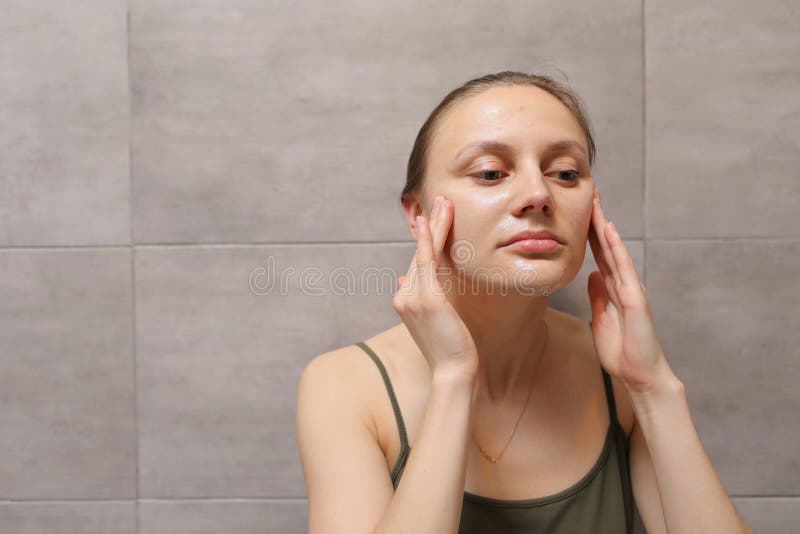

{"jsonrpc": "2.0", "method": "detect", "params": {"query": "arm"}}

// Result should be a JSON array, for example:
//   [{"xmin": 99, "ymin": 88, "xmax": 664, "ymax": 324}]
[
  {"xmin": 296, "ymin": 351, "xmax": 477, "ymax": 534},
  {"xmin": 586, "ymin": 187, "xmax": 751, "ymax": 533},
  {"xmin": 628, "ymin": 365, "xmax": 752, "ymax": 534},
  {"xmin": 374, "ymin": 366, "xmax": 477, "ymax": 534}
]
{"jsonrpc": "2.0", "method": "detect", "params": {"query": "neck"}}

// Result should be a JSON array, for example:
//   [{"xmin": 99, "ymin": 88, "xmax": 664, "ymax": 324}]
[
  {"xmin": 454, "ymin": 288, "xmax": 549, "ymax": 405},
  {"xmin": 402, "ymin": 278, "xmax": 551, "ymax": 406}
]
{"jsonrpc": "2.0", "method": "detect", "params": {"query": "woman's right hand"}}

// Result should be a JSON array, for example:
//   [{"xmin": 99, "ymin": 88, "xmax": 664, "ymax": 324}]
[{"xmin": 392, "ymin": 195, "xmax": 479, "ymax": 378}]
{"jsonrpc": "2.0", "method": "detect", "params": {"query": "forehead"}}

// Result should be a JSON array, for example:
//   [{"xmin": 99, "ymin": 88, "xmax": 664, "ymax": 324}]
[{"xmin": 430, "ymin": 84, "xmax": 586, "ymax": 160}]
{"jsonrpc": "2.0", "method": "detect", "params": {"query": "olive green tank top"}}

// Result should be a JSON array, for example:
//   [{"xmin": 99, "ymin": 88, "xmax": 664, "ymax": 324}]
[{"xmin": 355, "ymin": 340, "xmax": 634, "ymax": 534}]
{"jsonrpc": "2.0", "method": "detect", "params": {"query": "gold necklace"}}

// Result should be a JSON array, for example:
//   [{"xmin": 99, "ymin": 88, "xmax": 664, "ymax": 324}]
[{"xmin": 472, "ymin": 321, "xmax": 549, "ymax": 464}]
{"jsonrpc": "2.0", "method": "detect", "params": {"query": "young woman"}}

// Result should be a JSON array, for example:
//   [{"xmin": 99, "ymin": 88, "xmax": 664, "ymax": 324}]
[{"xmin": 296, "ymin": 71, "xmax": 751, "ymax": 534}]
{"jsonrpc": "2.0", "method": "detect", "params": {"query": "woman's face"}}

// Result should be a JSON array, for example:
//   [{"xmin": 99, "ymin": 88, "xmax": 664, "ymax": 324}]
[{"xmin": 408, "ymin": 84, "xmax": 595, "ymax": 295}]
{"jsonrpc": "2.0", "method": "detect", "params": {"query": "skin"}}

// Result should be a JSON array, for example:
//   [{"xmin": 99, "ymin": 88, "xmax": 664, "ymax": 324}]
[
  {"xmin": 299, "ymin": 83, "xmax": 751, "ymax": 532},
  {"xmin": 400, "ymin": 84, "xmax": 596, "ymax": 406}
]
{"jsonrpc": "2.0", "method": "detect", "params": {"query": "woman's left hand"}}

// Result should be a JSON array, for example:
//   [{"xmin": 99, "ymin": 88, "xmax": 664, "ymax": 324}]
[{"xmin": 587, "ymin": 186, "xmax": 675, "ymax": 394}]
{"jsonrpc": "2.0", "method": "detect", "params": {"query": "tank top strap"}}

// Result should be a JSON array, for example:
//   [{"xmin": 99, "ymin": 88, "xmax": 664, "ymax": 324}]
[
  {"xmin": 601, "ymin": 340, "xmax": 633, "ymax": 534},
  {"xmin": 603, "ymin": 364, "xmax": 634, "ymax": 531},
  {"xmin": 589, "ymin": 318, "xmax": 619, "ymax": 428},
  {"xmin": 593, "ymin": 317, "xmax": 635, "ymax": 532},
  {"xmin": 601, "ymin": 367, "xmax": 620, "ymax": 427},
  {"xmin": 355, "ymin": 341, "xmax": 411, "ymax": 486}
]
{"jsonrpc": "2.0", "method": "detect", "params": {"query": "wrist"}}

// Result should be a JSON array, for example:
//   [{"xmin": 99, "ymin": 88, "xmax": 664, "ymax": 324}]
[
  {"xmin": 629, "ymin": 369, "xmax": 685, "ymax": 423},
  {"xmin": 432, "ymin": 363, "xmax": 478, "ymax": 388}
]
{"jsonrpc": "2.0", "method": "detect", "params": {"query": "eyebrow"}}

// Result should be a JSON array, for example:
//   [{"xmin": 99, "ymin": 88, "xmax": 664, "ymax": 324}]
[{"xmin": 452, "ymin": 139, "xmax": 588, "ymax": 163}]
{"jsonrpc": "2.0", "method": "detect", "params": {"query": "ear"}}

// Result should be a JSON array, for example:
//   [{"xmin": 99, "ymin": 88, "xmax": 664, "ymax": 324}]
[{"xmin": 401, "ymin": 194, "xmax": 425, "ymax": 241}]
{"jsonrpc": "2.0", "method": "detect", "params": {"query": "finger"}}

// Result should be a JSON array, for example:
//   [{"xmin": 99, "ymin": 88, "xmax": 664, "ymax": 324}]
[
  {"xmin": 429, "ymin": 195, "xmax": 444, "ymax": 265},
  {"xmin": 604, "ymin": 220, "xmax": 642, "ymax": 293},
  {"xmin": 589, "ymin": 216, "xmax": 619, "ymax": 305},
  {"xmin": 405, "ymin": 247, "xmax": 417, "ymax": 275},
  {"xmin": 415, "ymin": 215, "xmax": 436, "ymax": 293},
  {"xmin": 588, "ymin": 213, "xmax": 616, "ymax": 304},
  {"xmin": 588, "ymin": 221, "xmax": 612, "ymax": 279},
  {"xmin": 592, "ymin": 190, "xmax": 622, "ymax": 289},
  {"xmin": 604, "ymin": 272, "xmax": 622, "ymax": 310},
  {"xmin": 434, "ymin": 196, "xmax": 453, "ymax": 267},
  {"xmin": 402, "ymin": 225, "xmax": 422, "ymax": 294},
  {"xmin": 588, "ymin": 189, "xmax": 612, "ymax": 279},
  {"xmin": 428, "ymin": 196, "xmax": 443, "ymax": 265},
  {"xmin": 405, "ymin": 211, "xmax": 423, "ymax": 280}
]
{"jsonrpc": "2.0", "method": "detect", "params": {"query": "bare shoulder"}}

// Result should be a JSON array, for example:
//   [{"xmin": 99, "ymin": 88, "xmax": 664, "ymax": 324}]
[
  {"xmin": 551, "ymin": 309, "xmax": 636, "ymax": 440},
  {"xmin": 297, "ymin": 325, "xmax": 407, "ymax": 441},
  {"xmin": 298, "ymin": 342, "xmax": 382, "ymax": 439},
  {"xmin": 296, "ymin": 334, "xmax": 404, "ymax": 532}
]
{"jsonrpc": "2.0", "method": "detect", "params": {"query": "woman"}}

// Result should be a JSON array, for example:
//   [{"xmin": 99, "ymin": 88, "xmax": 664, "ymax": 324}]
[{"xmin": 296, "ymin": 71, "xmax": 751, "ymax": 534}]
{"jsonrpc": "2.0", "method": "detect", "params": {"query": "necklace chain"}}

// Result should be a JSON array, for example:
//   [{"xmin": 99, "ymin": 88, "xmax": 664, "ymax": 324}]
[{"xmin": 472, "ymin": 320, "xmax": 549, "ymax": 464}]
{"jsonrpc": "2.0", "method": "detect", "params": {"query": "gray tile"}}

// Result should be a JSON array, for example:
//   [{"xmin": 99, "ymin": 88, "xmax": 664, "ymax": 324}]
[
  {"xmin": 130, "ymin": 0, "xmax": 642, "ymax": 243},
  {"xmin": 0, "ymin": 502, "xmax": 135, "ymax": 534},
  {"xmin": 136, "ymin": 244, "xmax": 412, "ymax": 497},
  {"xmin": 139, "ymin": 499, "xmax": 307, "ymax": 534},
  {"xmin": 0, "ymin": 249, "xmax": 136, "ymax": 498},
  {"xmin": 733, "ymin": 497, "xmax": 800, "ymax": 533},
  {"xmin": 646, "ymin": 1, "xmax": 800, "ymax": 238},
  {"xmin": 646, "ymin": 240, "xmax": 800, "ymax": 494},
  {"xmin": 550, "ymin": 239, "xmax": 644, "ymax": 319},
  {"xmin": 0, "ymin": 1, "xmax": 130, "ymax": 246}
]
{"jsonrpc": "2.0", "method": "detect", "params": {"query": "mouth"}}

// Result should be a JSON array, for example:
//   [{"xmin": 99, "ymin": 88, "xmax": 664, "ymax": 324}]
[
  {"xmin": 499, "ymin": 230, "xmax": 564, "ymax": 253},
  {"xmin": 502, "ymin": 238, "xmax": 562, "ymax": 253}
]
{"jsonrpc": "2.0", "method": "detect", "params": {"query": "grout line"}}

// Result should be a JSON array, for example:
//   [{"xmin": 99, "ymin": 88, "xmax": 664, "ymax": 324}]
[
  {"xmin": 138, "ymin": 497, "xmax": 309, "ymax": 503},
  {"xmin": 642, "ymin": 0, "xmax": 648, "ymax": 287},
  {"xmin": 124, "ymin": 2, "xmax": 140, "ymax": 534},
  {"xmin": 0, "ymin": 498, "xmax": 310, "ymax": 504},
  {"xmin": 0, "ymin": 244, "xmax": 132, "ymax": 250},
  {"xmin": 133, "ymin": 240, "xmax": 416, "ymax": 247},
  {"xmin": 1, "ymin": 236, "xmax": 800, "ymax": 252}
]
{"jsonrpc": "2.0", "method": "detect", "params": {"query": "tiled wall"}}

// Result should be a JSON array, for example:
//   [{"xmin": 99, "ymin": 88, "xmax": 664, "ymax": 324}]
[{"xmin": 1, "ymin": 1, "xmax": 797, "ymax": 532}]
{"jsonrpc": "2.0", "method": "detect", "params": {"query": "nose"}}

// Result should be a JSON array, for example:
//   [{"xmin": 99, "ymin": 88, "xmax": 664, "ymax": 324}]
[{"xmin": 510, "ymin": 168, "xmax": 553, "ymax": 217}]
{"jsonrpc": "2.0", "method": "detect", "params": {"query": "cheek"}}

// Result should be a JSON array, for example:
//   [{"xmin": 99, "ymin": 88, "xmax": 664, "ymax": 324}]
[
  {"xmin": 567, "ymin": 204, "xmax": 594, "ymax": 264},
  {"xmin": 570, "ymin": 201, "xmax": 595, "ymax": 233},
  {"xmin": 582, "ymin": 207, "xmax": 594, "ymax": 231},
  {"xmin": 450, "ymin": 197, "xmax": 494, "ymax": 244},
  {"xmin": 444, "ymin": 199, "xmax": 493, "ymax": 268}
]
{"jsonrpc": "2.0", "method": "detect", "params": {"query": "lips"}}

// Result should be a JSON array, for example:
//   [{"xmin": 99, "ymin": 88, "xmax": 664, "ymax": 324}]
[{"xmin": 500, "ymin": 229, "xmax": 564, "ymax": 248}]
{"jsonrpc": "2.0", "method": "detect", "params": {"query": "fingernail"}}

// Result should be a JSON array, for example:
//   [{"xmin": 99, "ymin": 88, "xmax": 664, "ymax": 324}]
[{"xmin": 608, "ymin": 221, "xmax": 616, "ymax": 234}]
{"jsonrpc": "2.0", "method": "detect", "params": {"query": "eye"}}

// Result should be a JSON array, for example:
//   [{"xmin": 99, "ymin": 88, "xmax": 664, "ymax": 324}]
[
  {"xmin": 471, "ymin": 170, "xmax": 506, "ymax": 182},
  {"xmin": 471, "ymin": 168, "xmax": 581, "ymax": 183},
  {"xmin": 553, "ymin": 169, "xmax": 581, "ymax": 182}
]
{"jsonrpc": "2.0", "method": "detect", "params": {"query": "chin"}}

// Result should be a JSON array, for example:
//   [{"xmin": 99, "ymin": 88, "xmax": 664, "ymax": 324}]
[
  {"xmin": 506, "ymin": 267, "xmax": 562, "ymax": 296},
  {"xmin": 464, "ymin": 259, "xmax": 563, "ymax": 297}
]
